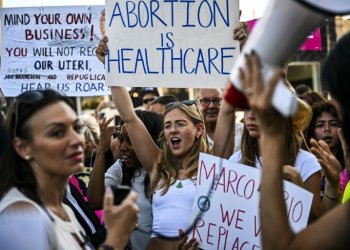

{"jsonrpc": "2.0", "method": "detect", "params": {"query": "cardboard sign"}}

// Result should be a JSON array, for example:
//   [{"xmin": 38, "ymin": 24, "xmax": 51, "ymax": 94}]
[
  {"xmin": 190, "ymin": 153, "xmax": 313, "ymax": 249},
  {"xmin": 0, "ymin": 6, "xmax": 108, "ymax": 97},
  {"xmin": 105, "ymin": 0, "xmax": 240, "ymax": 88}
]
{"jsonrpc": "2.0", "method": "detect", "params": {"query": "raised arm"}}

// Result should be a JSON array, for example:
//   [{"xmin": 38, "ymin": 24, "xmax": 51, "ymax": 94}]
[
  {"xmin": 240, "ymin": 51, "xmax": 350, "ymax": 249},
  {"xmin": 88, "ymin": 117, "xmax": 115, "ymax": 209},
  {"xmin": 96, "ymin": 37, "xmax": 161, "ymax": 173},
  {"xmin": 109, "ymin": 87, "xmax": 161, "ymax": 172},
  {"xmin": 212, "ymin": 81, "xmax": 236, "ymax": 158},
  {"xmin": 212, "ymin": 22, "xmax": 248, "ymax": 158}
]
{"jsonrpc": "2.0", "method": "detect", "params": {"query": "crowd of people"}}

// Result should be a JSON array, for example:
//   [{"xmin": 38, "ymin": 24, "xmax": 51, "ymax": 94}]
[{"xmin": 0, "ymin": 9, "xmax": 350, "ymax": 250}]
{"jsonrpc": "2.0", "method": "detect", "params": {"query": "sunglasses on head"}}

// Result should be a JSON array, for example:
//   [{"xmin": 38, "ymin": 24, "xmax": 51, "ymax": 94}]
[
  {"xmin": 143, "ymin": 97, "xmax": 156, "ymax": 104},
  {"xmin": 13, "ymin": 89, "xmax": 62, "ymax": 138},
  {"xmin": 165, "ymin": 100, "xmax": 202, "ymax": 119}
]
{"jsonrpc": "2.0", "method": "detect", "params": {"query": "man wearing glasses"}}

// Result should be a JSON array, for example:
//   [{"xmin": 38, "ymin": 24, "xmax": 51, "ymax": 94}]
[{"xmin": 195, "ymin": 88, "xmax": 243, "ymax": 153}]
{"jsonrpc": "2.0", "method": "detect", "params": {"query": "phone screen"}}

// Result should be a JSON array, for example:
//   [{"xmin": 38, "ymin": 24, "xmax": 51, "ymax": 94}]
[{"xmin": 110, "ymin": 185, "xmax": 130, "ymax": 205}]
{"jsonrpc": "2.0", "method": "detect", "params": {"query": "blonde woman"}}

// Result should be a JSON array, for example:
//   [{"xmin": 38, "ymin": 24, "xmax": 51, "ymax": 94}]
[{"xmin": 96, "ymin": 37, "xmax": 235, "ymax": 249}]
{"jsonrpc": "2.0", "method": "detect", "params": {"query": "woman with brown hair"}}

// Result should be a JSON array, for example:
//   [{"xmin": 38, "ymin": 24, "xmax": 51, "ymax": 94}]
[
  {"xmin": 229, "ymin": 99, "xmax": 322, "ymax": 221},
  {"xmin": 96, "ymin": 36, "xmax": 236, "ymax": 249}
]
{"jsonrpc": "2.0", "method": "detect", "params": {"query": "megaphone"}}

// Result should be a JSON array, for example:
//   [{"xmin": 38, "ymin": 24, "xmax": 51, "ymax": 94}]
[{"xmin": 226, "ymin": 0, "xmax": 350, "ymax": 117}]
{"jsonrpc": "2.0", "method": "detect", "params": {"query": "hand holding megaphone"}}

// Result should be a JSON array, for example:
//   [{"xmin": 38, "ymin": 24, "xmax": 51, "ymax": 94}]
[{"xmin": 226, "ymin": 0, "xmax": 350, "ymax": 117}]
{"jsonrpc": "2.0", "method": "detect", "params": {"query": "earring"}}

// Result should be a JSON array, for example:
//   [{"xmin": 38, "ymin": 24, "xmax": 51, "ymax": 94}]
[{"xmin": 24, "ymin": 155, "xmax": 31, "ymax": 160}]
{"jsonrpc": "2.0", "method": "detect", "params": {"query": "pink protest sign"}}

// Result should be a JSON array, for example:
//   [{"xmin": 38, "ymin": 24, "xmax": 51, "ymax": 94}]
[{"xmin": 247, "ymin": 19, "xmax": 322, "ymax": 51}]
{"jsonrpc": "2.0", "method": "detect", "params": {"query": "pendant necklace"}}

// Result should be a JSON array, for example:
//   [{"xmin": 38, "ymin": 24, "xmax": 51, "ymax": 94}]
[
  {"xmin": 177, "ymin": 168, "xmax": 186, "ymax": 188},
  {"xmin": 176, "ymin": 181, "xmax": 183, "ymax": 189}
]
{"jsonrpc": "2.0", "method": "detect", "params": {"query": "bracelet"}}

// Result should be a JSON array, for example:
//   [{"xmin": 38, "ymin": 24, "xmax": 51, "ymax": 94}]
[
  {"xmin": 323, "ymin": 192, "xmax": 340, "ymax": 200},
  {"xmin": 98, "ymin": 244, "xmax": 114, "ymax": 250}
]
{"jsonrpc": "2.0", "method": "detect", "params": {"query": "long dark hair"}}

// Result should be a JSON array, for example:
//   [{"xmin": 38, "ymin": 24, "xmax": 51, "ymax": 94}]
[
  {"xmin": 322, "ymin": 32, "xmax": 350, "ymax": 155},
  {"xmin": 306, "ymin": 101, "xmax": 344, "ymax": 167},
  {"xmin": 121, "ymin": 110, "xmax": 163, "ymax": 198},
  {"xmin": 0, "ymin": 89, "xmax": 75, "ymax": 204}
]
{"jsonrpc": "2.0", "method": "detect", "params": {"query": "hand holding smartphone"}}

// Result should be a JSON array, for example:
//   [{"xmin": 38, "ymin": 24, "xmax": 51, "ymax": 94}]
[{"xmin": 110, "ymin": 185, "xmax": 131, "ymax": 205}]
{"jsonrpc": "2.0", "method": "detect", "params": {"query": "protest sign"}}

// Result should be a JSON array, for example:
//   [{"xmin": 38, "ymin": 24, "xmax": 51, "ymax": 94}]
[
  {"xmin": 246, "ymin": 19, "xmax": 322, "ymax": 51},
  {"xmin": 105, "ymin": 0, "xmax": 240, "ymax": 88},
  {"xmin": 190, "ymin": 153, "xmax": 313, "ymax": 249},
  {"xmin": 0, "ymin": 6, "xmax": 107, "ymax": 97}
]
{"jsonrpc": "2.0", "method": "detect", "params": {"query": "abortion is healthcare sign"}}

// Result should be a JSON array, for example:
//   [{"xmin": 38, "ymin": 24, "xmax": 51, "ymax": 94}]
[
  {"xmin": 190, "ymin": 153, "xmax": 313, "ymax": 249},
  {"xmin": 105, "ymin": 0, "xmax": 240, "ymax": 88},
  {"xmin": 0, "ymin": 6, "xmax": 107, "ymax": 97}
]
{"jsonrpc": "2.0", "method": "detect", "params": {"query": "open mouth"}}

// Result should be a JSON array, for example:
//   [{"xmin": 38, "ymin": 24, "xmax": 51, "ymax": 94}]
[
  {"xmin": 121, "ymin": 154, "xmax": 131, "ymax": 163},
  {"xmin": 322, "ymin": 136, "xmax": 333, "ymax": 144},
  {"xmin": 170, "ymin": 137, "xmax": 181, "ymax": 147}
]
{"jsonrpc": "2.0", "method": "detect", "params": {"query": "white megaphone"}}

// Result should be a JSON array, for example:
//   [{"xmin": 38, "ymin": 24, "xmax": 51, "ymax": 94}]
[{"xmin": 226, "ymin": 0, "xmax": 350, "ymax": 117}]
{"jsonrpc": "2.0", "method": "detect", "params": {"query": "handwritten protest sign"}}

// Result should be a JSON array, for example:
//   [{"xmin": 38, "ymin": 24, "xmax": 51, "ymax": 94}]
[
  {"xmin": 190, "ymin": 153, "xmax": 313, "ymax": 249},
  {"xmin": 0, "ymin": 6, "xmax": 107, "ymax": 97},
  {"xmin": 105, "ymin": 0, "xmax": 240, "ymax": 88}
]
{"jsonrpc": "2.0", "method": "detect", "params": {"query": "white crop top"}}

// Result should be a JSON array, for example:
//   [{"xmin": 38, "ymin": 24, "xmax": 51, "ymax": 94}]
[{"xmin": 151, "ymin": 179, "xmax": 196, "ymax": 238}]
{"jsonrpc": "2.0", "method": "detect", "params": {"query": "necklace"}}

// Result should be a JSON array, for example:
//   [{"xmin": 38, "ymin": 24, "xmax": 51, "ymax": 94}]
[{"xmin": 176, "ymin": 180, "xmax": 183, "ymax": 189}]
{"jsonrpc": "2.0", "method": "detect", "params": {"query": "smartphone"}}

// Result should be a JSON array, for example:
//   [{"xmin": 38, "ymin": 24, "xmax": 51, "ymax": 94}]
[{"xmin": 110, "ymin": 185, "xmax": 131, "ymax": 205}]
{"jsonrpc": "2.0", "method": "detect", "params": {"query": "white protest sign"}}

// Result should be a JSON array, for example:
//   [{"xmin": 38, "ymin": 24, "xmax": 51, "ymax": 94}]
[
  {"xmin": 105, "ymin": 0, "xmax": 239, "ymax": 88},
  {"xmin": 190, "ymin": 153, "xmax": 313, "ymax": 249},
  {"xmin": 0, "ymin": 6, "xmax": 108, "ymax": 97}
]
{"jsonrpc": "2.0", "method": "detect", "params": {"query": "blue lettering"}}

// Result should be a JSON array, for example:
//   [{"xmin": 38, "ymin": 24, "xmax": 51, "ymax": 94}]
[
  {"xmin": 165, "ymin": 32, "xmax": 174, "ymax": 49},
  {"xmin": 120, "ymin": 48, "xmax": 134, "ymax": 73},
  {"xmin": 164, "ymin": 0, "xmax": 176, "ymax": 26},
  {"xmin": 107, "ymin": 50, "xmax": 121, "ymax": 73},
  {"xmin": 208, "ymin": 48, "xmax": 220, "ymax": 74},
  {"xmin": 213, "ymin": 0, "xmax": 230, "ymax": 27},
  {"xmin": 221, "ymin": 47, "xmax": 235, "ymax": 74},
  {"xmin": 183, "ymin": 48, "xmax": 195, "ymax": 74},
  {"xmin": 182, "ymin": 0, "xmax": 195, "ymax": 27},
  {"xmin": 109, "ymin": 2, "xmax": 125, "ymax": 27},
  {"xmin": 138, "ymin": 1, "xmax": 150, "ymax": 28},
  {"xmin": 144, "ymin": 49, "xmax": 159, "ymax": 74},
  {"xmin": 170, "ymin": 49, "xmax": 183, "ymax": 74},
  {"xmin": 198, "ymin": 0, "xmax": 213, "ymax": 28},
  {"xmin": 195, "ymin": 49, "xmax": 207, "ymax": 74},
  {"xmin": 126, "ymin": 1, "xmax": 137, "ymax": 27},
  {"xmin": 150, "ymin": 0, "xmax": 167, "ymax": 27},
  {"xmin": 156, "ymin": 47, "xmax": 168, "ymax": 74},
  {"xmin": 134, "ymin": 49, "xmax": 147, "ymax": 73}
]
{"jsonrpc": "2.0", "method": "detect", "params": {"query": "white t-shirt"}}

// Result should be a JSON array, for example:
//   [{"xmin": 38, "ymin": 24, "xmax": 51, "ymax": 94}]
[
  {"xmin": 229, "ymin": 149, "xmax": 321, "ymax": 182},
  {"xmin": 105, "ymin": 160, "xmax": 152, "ymax": 250}
]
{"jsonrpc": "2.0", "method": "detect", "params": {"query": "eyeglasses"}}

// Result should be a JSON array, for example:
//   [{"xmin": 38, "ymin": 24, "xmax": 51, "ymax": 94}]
[
  {"xmin": 142, "ymin": 97, "xmax": 156, "ymax": 104},
  {"xmin": 198, "ymin": 97, "xmax": 222, "ymax": 107}
]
